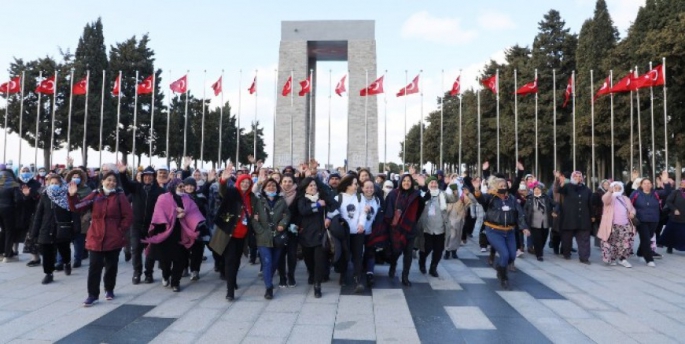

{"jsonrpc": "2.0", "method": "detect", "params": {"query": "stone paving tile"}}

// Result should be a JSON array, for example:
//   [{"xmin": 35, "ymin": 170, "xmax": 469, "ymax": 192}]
[
  {"xmin": 247, "ymin": 311, "xmax": 298, "ymax": 338},
  {"xmin": 196, "ymin": 320, "xmax": 253, "ymax": 343},
  {"xmin": 444, "ymin": 306, "xmax": 496, "ymax": 330},
  {"xmin": 287, "ymin": 324, "xmax": 335, "ymax": 344},
  {"xmin": 296, "ymin": 302, "xmax": 338, "ymax": 326},
  {"xmin": 567, "ymin": 318, "xmax": 640, "ymax": 343}
]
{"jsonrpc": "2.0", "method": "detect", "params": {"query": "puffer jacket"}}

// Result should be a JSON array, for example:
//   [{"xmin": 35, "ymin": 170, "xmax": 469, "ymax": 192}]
[
  {"xmin": 478, "ymin": 192, "xmax": 528, "ymax": 230},
  {"xmin": 251, "ymin": 194, "xmax": 290, "ymax": 248},
  {"xmin": 68, "ymin": 190, "xmax": 133, "ymax": 252}
]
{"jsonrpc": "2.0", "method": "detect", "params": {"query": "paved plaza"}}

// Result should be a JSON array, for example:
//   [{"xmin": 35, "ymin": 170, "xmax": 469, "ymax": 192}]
[{"xmin": 1, "ymin": 239, "xmax": 685, "ymax": 344}]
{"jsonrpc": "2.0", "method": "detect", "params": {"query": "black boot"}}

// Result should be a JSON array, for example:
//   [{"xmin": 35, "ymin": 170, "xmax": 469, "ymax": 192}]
[
  {"xmin": 388, "ymin": 263, "xmax": 396, "ymax": 278},
  {"xmin": 444, "ymin": 251, "xmax": 450, "ymax": 260},
  {"xmin": 64, "ymin": 263, "xmax": 72, "ymax": 276},
  {"xmin": 418, "ymin": 253, "xmax": 427, "ymax": 274},
  {"xmin": 401, "ymin": 271, "xmax": 412, "ymax": 287},
  {"xmin": 366, "ymin": 273, "xmax": 375, "ymax": 288},
  {"xmin": 354, "ymin": 276, "xmax": 364, "ymax": 294},
  {"xmin": 226, "ymin": 289, "xmax": 235, "ymax": 302},
  {"xmin": 132, "ymin": 272, "xmax": 141, "ymax": 285},
  {"xmin": 314, "ymin": 283, "xmax": 322, "ymax": 298},
  {"xmin": 339, "ymin": 272, "xmax": 346, "ymax": 286},
  {"xmin": 264, "ymin": 287, "xmax": 273, "ymax": 300},
  {"xmin": 496, "ymin": 266, "xmax": 509, "ymax": 290},
  {"xmin": 451, "ymin": 250, "xmax": 458, "ymax": 259},
  {"xmin": 429, "ymin": 264, "xmax": 439, "ymax": 278}
]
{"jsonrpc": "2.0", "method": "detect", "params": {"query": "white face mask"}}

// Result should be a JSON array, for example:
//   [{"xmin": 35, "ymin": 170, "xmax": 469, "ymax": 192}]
[
  {"xmin": 103, "ymin": 187, "xmax": 115, "ymax": 195},
  {"xmin": 196, "ymin": 179, "xmax": 205, "ymax": 187},
  {"xmin": 613, "ymin": 191, "xmax": 623, "ymax": 197},
  {"xmin": 430, "ymin": 189, "xmax": 440, "ymax": 197},
  {"xmin": 176, "ymin": 191, "xmax": 185, "ymax": 196}
]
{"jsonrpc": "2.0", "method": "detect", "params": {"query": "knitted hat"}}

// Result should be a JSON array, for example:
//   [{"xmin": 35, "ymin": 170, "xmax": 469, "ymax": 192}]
[
  {"xmin": 183, "ymin": 177, "xmax": 197, "ymax": 188},
  {"xmin": 426, "ymin": 176, "xmax": 438, "ymax": 185},
  {"xmin": 142, "ymin": 166, "xmax": 155, "ymax": 175}
]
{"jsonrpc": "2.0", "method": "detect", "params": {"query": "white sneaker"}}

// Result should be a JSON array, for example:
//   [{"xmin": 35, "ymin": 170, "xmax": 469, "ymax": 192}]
[
  {"xmin": 480, "ymin": 248, "xmax": 487, "ymax": 253},
  {"xmin": 647, "ymin": 261, "xmax": 656, "ymax": 267},
  {"xmin": 619, "ymin": 259, "xmax": 632, "ymax": 268},
  {"xmin": 516, "ymin": 250, "xmax": 524, "ymax": 258},
  {"xmin": 609, "ymin": 260, "xmax": 617, "ymax": 266}
]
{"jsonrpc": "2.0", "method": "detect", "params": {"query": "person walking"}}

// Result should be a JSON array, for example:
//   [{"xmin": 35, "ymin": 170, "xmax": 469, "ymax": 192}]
[
  {"xmin": 598, "ymin": 182, "xmax": 636, "ymax": 267},
  {"xmin": 629, "ymin": 171, "xmax": 672, "ymax": 267},
  {"xmin": 524, "ymin": 184, "xmax": 555, "ymax": 261},
  {"xmin": 0, "ymin": 167, "xmax": 20, "ymax": 262},
  {"xmin": 555, "ymin": 171, "xmax": 593, "ymax": 264},
  {"xmin": 277, "ymin": 174, "xmax": 299, "ymax": 288},
  {"xmin": 658, "ymin": 178, "xmax": 685, "ymax": 254},
  {"xmin": 297, "ymin": 177, "xmax": 330, "ymax": 298},
  {"xmin": 418, "ymin": 176, "xmax": 455, "ymax": 277},
  {"xmin": 17, "ymin": 167, "xmax": 41, "ymax": 266}
]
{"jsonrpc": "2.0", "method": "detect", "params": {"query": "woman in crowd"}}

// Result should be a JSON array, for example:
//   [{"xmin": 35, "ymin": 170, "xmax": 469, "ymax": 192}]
[
  {"xmin": 358, "ymin": 168, "xmax": 384, "ymax": 203},
  {"xmin": 0, "ymin": 167, "xmax": 20, "ymax": 262},
  {"xmin": 182, "ymin": 177, "xmax": 210, "ymax": 282},
  {"xmin": 64, "ymin": 169, "xmax": 92, "ymax": 268},
  {"xmin": 17, "ymin": 166, "xmax": 41, "ymax": 266},
  {"xmin": 297, "ymin": 177, "xmax": 329, "ymax": 298},
  {"xmin": 145, "ymin": 178, "xmax": 203, "ymax": 292},
  {"xmin": 556, "ymin": 171, "xmax": 593, "ymax": 264},
  {"xmin": 598, "ymin": 182, "xmax": 636, "ymax": 267},
  {"xmin": 68, "ymin": 171, "xmax": 133, "ymax": 307},
  {"xmin": 629, "ymin": 171, "xmax": 671, "ymax": 267},
  {"xmin": 384, "ymin": 174, "xmax": 424, "ymax": 287},
  {"xmin": 32, "ymin": 174, "xmax": 75, "ymax": 284},
  {"xmin": 360, "ymin": 179, "xmax": 381, "ymax": 287},
  {"xmin": 445, "ymin": 184, "xmax": 471, "ymax": 260},
  {"xmin": 252, "ymin": 178, "xmax": 290, "ymax": 300},
  {"xmin": 329, "ymin": 175, "xmax": 366, "ymax": 290},
  {"xmin": 524, "ymin": 184, "xmax": 555, "ymax": 262},
  {"xmin": 382, "ymin": 180, "xmax": 394, "ymax": 198},
  {"xmin": 659, "ymin": 178, "xmax": 685, "ymax": 253},
  {"xmin": 418, "ymin": 176, "xmax": 455, "ymax": 277},
  {"xmin": 277, "ymin": 174, "xmax": 299, "ymax": 288},
  {"xmin": 477, "ymin": 175, "xmax": 529, "ymax": 289}
]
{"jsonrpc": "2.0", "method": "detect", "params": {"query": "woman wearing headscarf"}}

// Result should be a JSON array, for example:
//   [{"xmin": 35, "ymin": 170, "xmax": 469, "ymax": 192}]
[
  {"xmin": 68, "ymin": 171, "xmax": 133, "ymax": 307},
  {"xmin": 524, "ymin": 184, "xmax": 555, "ymax": 261},
  {"xmin": 252, "ymin": 178, "xmax": 290, "ymax": 300},
  {"xmin": 629, "ymin": 171, "xmax": 671, "ymax": 266},
  {"xmin": 144, "ymin": 178, "xmax": 202, "ymax": 292},
  {"xmin": 63, "ymin": 169, "xmax": 92, "ymax": 268},
  {"xmin": 555, "ymin": 171, "xmax": 593, "ymax": 264},
  {"xmin": 598, "ymin": 181, "xmax": 636, "ymax": 267},
  {"xmin": 591, "ymin": 179, "xmax": 611, "ymax": 248},
  {"xmin": 17, "ymin": 166, "xmax": 41, "ymax": 266},
  {"xmin": 658, "ymin": 178, "xmax": 685, "ymax": 254},
  {"xmin": 31, "ymin": 174, "xmax": 76, "ymax": 284},
  {"xmin": 0, "ymin": 167, "xmax": 20, "ymax": 262},
  {"xmin": 383, "ymin": 174, "xmax": 425, "ymax": 287},
  {"xmin": 418, "ymin": 176, "xmax": 456, "ymax": 277},
  {"xmin": 182, "ymin": 176, "xmax": 210, "ymax": 282},
  {"xmin": 277, "ymin": 174, "xmax": 299, "ymax": 288}
]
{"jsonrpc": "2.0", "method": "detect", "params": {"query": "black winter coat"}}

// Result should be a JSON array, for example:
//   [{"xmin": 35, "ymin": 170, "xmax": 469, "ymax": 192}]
[
  {"xmin": 524, "ymin": 193, "xmax": 555, "ymax": 229},
  {"xmin": 31, "ymin": 193, "xmax": 76, "ymax": 244},
  {"xmin": 298, "ymin": 197, "xmax": 326, "ymax": 248},
  {"xmin": 16, "ymin": 180, "xmax": 41, "ymax": 230},
  {"xmin": 556, "ymin": 182, "xmax": 593, "ymax": 231},
  {"xmin": 120, "ymin": 173, "xmax": 165, "ymax": 232}
]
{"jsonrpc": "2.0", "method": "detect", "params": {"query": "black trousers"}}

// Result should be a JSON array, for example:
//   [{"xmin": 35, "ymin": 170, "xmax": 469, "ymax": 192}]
[
  {"xmin": 277, "ymin": 233, "xmax": 298, "ymax": 279},
  {"xmin": 248, "ymin": 232, "xmax": 257, "ymax": 262},
  {"xmin": 223, "ymin": 237, "xmax": 245, "ymax": 297},
  {"xmin": 561, "ymin": 229, "xmax": 590, "ymax": 261},
  {"xmin": 0, "ymin": 207, "xmax": 17, "ymax": 257},
  {"xmin": 419, "ymin": 233, "xmax": 445, "ymax": 269},
  {"xmin": 343, "ymin": 233, "xmax": 366, "ymax": 279},
  {"xmin": 88, "ymin": 249, "xmax": 120, "ymax": 297},
  {"xmin": 530, "ymin": 227, "xmax": 549, "ymax": 258},
  {"xmin": 302, "ymin": 245, "xmax": 325, "ymax": 284},
  {"xmin": 390, "ymin": 237, "xmax": 414, "ymax": 275},
  {"xmin": 636, "ymin": 221, "xmax": 658, "ymax": 263},
  {"xmin": 41, "ymin": 242, "xmax": 71, "ymax": 274},
  {"xmin": 130, "ymin": 226, "xmax": 155, "ymax": 276},
  {"xmin": 189, "ymin": 240, "xmax": 205, "ymax": 272},
  {"xmin": 479, "ymin": 224, "xmax": 489, "ymax": 248},
  {"xmin": 160, "ymin": 255, "xmax": 187, "ymax": 287}
]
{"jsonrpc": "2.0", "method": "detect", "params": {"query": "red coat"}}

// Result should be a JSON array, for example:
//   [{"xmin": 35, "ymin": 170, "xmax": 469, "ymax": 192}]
[{"xmin": 69, "ymin": 190, "xmax": 133, "ymax": 252}]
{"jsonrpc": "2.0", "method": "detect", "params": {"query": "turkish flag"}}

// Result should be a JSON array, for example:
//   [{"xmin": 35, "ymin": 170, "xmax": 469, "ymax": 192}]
[
  {"xmin": 397, "ymin": 75, "xmax": 419, "ymax": 97},
  {"xmin": 36, "ymin": 75, "xmax": 56, "ymax": 94},
  {"xmin": 360, "ymin": 75, "xmax": 384, "ymax": 96},
  {"xmin": 137, "ymin": 75, "xmax": 153, "ymax": 95},
  {"xmin": 72, "ymin": 76, "xmax": 88, "ymax": 95},
  {"xmin": 0, "ymin": 77, "xmax": 21, "ymax": 94},
  {"xmin": 298, "ymin": 75, "xmax": 311, "ymax": 96},
  {"xmin": 281, "ymin": 76, "xmax": 292, "ymax": 96},
  {"xmin": 593, "ymin": 76, "xmax": 611, "ymax": 101},
  {"xmin": 481, "ymin": 75, "xmax": 497, "ymax": 94},
  {"xmin": 562, "ymin": 76, "xmax": 573, "ymax": 108},
  {"xmin": 211, "ymin": 76, "xmax": 222, "ymax": 96},
  {"xmin": 516, "ymin": 78, "xmax": 538, "ymax": 96},
  {"xmin": 112, "ymin": 74, "xmax": 121, "ymax": 96},
  {"xmin": 335, "ymin": 75, "xmax": 346, "ymax": 96},
  {"xmin": 170, "ymin": 75, "xmax": 187, "ymax": 94},
  {"xmin": 449, "ymin": 76, "xmax": 461, "ymax": 96},
  {"xmin": 610, "ymin": 73, "xmax": 634, "ymax": 93},
  {"xmin": 634, "ymin": 64, "xmax": 665, "ymax": 89},
  {"xmin": 248, "ymin": 76, "xmax": 256, "ymax": 95}
]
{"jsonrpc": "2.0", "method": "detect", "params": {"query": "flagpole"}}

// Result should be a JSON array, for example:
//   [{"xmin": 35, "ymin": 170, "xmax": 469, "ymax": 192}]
[
  {"xmin": 419, "ymin": 69, "xmax": 424, "ymax": 169},
  {"xmin": 403, "ymin": 70, "xmax": 407, "ymax": 168},
  {"xmin": 496, "ymin": 69, "xmax": 500, "ymax": 171},
  {"xmin": 477, "ymin": 88, "xmax": 481, "ymax": 175},
  {"xmin": 149, "ymin": 72, "xmax": 156, "ymax": 166},
  {"xmin": 662, "ymin": 57, "xmax": 668, "ymax": 171},
  {"xmin": 514, "ymin": 69, "xmax": 518, "ymax": 164},
  {"xmin": 236, "ymin": 69, "xmax": 242, "ymax": 165},
  {"xmin": 67, "ymin": 68, "xmax": 74, "ymax": 160},
  {"xmin": 18, "ymin": 71, "xmax": 25, "ymax": 166},
  {"xmin": 534, "ymin": 68, "xmax": 539, "ymax": 177},
  {"xmin": 273, "ymin": 68, "xmax": 278, "ymax": 167},
  {"xmin": 289, "ymin": 69, "xmax": 293, "ymax": 165},
  {"xmin": 35, "ymin": 71, "xmax": 42, "ymax": 170},
  {"xmin": 572, "ymin": 71, "xmax": 576, "ymax": 171},
  {"xmin": 327, "ymin": 69, "xmax": 332, "ymax": 169},
  {"xmin": 308, "ymin": 68, "xmax": 313, "ymax": 162},
  {"xmin": 218, "ymin": 70, "xmax": 224, "ymax": 168},
  {"xmin": 183, "ymin": 70, "xmax": 189, "ymax": 158},
  {"xmin": 630, "ymin": 70, "xmax": 634, "ymax": 174},
  {"xmin": 649, "ymin": 61, "xmax": 656, "ymax": 181},
  {"xmin": 440, "ymin": 69, "xmax": 444, "ymax": 169},
  {"xmin": 635, "ymin": 67, "xmax": 643, "ymax": 175},
  {"xmin": 2, "ymin": 76, "xmax": 9, "ymax": 162},
  {"xmin": 115, "ymin": 70, "xmax": 122, "ymax": 163},
  {"xmin": 458, "ymin": 71, "xmax": 463, "ymax": 172},
  {"xmin": 201, "ymin": 70, "xmax": 206, "ymax": 166},
  {"xmin": 609, "ymin": 69, "xmax": 614, "ymax": 180},
  {"xmin": 82, "ymin": 70, "xmax": 90, "ymax": 166},
  {"xmin": 364, "ymin": 69, "xmax": 368, "ymax": 168},
  {"xmin": 254, "ymin": 70, "xmax": 258, "ymax": 162},
  {"xmin": 99, "ymin": 70, "xmax": 105, "ymax": 167},
  {"xmin": 590, "ymin": 70, "xmax": 595, "ymax": 187},
  {"xmin": 166, "ymin": 70, "xmax": 172, "ymax": 167},
  {"xmin": 49, "ymin": 70, "xmax": 58, "ymax": 168},
  {"xmin": 132, "ymin": 70, "xmax": 139, "ymax": 168},
  {"xmin": 384, "ymin": 71, "xmax": 388, "ymax": 172},
  {"xmin": 552, "ymin": 69, "xmax": 557, "ymax": 172}
]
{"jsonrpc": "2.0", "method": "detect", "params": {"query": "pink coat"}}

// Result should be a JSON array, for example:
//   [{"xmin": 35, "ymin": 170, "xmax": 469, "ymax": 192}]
[
  {"xmin": 143, "ymin": 193, "xmax": 202, "ymax": 249},
  {"xmin": 597, "ymin": 192, "xmax": 636, "ymax": 242}
]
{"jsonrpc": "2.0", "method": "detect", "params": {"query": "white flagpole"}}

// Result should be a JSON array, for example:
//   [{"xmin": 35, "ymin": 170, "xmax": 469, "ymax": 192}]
[
  {"xmin": 166, "ymin": 70, "xmax": 172, "ymax": 167},
  {"xmin": 327, "ymin": 69, "xmax": 331, "ymax": 169},
  {"xmin": 132, "ymin": 70, "xmax": 139, "ymax": 167},
  {"xmin": 440, "ymin": 69, "xmax": 444, "ymax": 168},
  {"xmin": 236, "ymin": 69, "xmax": 242, "ymax": 165},
  {"xmin": 458, "ymin": 71, "xmax": 463, "ymax": 172},
  {"xmin": 649, "ymin": 61, "xmax": 656, "ymax": 181},
  {"xmin": 635, "ymin": 67, "xmax": 643, "ymax": 174},
  {"xmin": 496, "ymin": 69, "xmax": 500, "ymax": 171},
  {"xmin": 49, "ymin": 70, "xmax": 58, "ymax": 168},
  {"xmin": 309, "ymin": 68, "xmax": 314, "ymax": 162},
  {"xmin": 201, "ymin": 70, "xmax": 207, "ymax": 165},
  {"xmin": 514, "ymin": 69, "xmax": 518, "ymax": 164},
  {"xmin": 662, "ymin": 58, "xmax": 668, "ymax": 171},
  {"xmin": 273, "ymin": 68, "xmax": 278, "ymax": 167},
  {"xmin": 98, "ymin": 70, "xmax": 105, "ymax": 167},
  {"xmin": 384, "ymin": 70, "xmax": 388, "ymax": 172},
  {"xmin": 403, "ymin": 70, "xmax": 407, "ymax": 167},
  {"xmin": 82, "ymin": 70, "xmax": 90, "ymax": 166},
  {"xmin": 67, "ymin": 68, "xmax": 74, "ymax": 160},
  {"xmin": 477, "ymin": 88, "xmax": 481, "ymax": 174},
  {"xmin": 149, "ymin": 72, "xmax": 156, "ymax": 166},
  {"xmin": 34, "ymin": 71, "xmax": 42, "ymax": 169},
  {"xmin": 610, "ymin": 70, "xmax": 614, "ymax": 180},
  {"xmin": 3, "ymin": 76, "xmax": 9, "ymax": 162},
  {"xmin": 114, "ymin": 70, "xmax": 122, "ymax": 163},
  {"xmin": 552, "ymin": 69, "xmax": 557, "ymax": 172},
  {"xmin": 254, "ymin": 69, "xmax": 258, "ymax": 162},
  {"xmin": 590, "ymin": 70, "xmax": 595, "ymax": 184},
  {"xmin": 364, "ymin": 69, "xmax": 368, "ymax": 168},
  {"xmin": 183, "ymin": 70, "xmax": 189, "ymax": 158},
  {"xmin": 572, "ymin": 71, "xmax": 576, "ymax": 171},
  {"xmin": 420, "ymin": 70, "xmax": 424, "ymax": 169},
  {"xmin": 218, "ymin": 70, "xmax": 224, "ymax": 168},
  {"xmin": 289, "ymin": 70, "xmax": 293, "ymax": 165},
  {"xmin": 534, "ymin": 68, "xmax": 539, "ymax": 177},
  {"xmin": 630, "ymin": 70, "xmax": 634, "ymax": 174},
  {"xmin": 18, "ymin": 71, "xmax": 25, "ymax": 166}
]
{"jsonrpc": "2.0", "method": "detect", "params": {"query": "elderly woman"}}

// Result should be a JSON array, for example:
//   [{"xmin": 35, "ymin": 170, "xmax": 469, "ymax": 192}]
[
  {"xmin": 418, "ymin": 176, "xmax": 456, "ymax": 277},
  {"xmin": 658, "ymin": 178, "xmax": 685, "ymax": 254},
  {"xmin": 524, "ymin": 184, "xmax": 555, "ymax": 261},
  {"xmin": 555, "ymin": 171, "xmax": 593, "ymax": 264},
  {"xmin": 598, "ymin": 182, "xmax": 636, "ymax": 267},
  {"xmin": 0, "ymin": 168, "xmax": 20, "ymax": 262},
  {"xmin": 17, "ymin": 166, "xmax": 41, "ymax": 266},
  {"xmin": 629, "ymin": 171, "xmax": 671, "ymax": 266}
]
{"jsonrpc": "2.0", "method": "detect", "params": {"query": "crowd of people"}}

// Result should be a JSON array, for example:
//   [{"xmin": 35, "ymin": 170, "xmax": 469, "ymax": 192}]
[{"xmin": 0, "ymin": 156, "xmax": 684, "ymax": 306}]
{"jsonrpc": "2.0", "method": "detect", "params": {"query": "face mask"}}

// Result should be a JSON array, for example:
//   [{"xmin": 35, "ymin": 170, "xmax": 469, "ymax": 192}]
[
  {"xmin": 48, "ymin": 185, "xmax": 60, "ymax": 192},
  {"xmin": 266, "ymin": 191, "xmax": 278, "ymax": 198},
  {"xmin": 103, "ymin": 187, "xmax": 115, "ymax": 195},
  {"xmin": 497, "ymin": 188, "xmax": 507, "ymax": 195},
  {"xmin": 196, "ymin": 179, "xmax": 205, "ymax": 187},
  {"xmin": 72, "ymin": 178, "xmax": 81, "ymax": 185},
  {"xmin": 38, "ymin": 171, "xmax": 46, "ymax": 177},
  {"xmin": 430, "ymin": 189, "xmax": 440, "ymax": 197},
  {"xmin": 252, "ymin": 177, "xmax": 258, "ymax": 184},
  {"xmin": 613, "ymin": 191, "xmax": 623, "ymax": 197},
  {"xmin": 534, "ymin": 192, "xmax": 542, "ymax": 197},
  {"xmin": 176, "ymin": 191, "xmax": 185, "ymax": 196},
  {"xmin": 20, "ymin": 173, "xmax": 32, "ymax": 182}
]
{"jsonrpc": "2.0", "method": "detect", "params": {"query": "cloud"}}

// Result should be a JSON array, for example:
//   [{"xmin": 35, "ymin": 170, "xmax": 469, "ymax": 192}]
[
  {"xmin": 477, "ymin": 11, "xmax": 516, "ymax": 31},
  {"xmin": 607, "ymin": 0, "xmax": 645, "ymax": 34},
  {"xmin": 401, "ymin": 11, "xmax": 477, "ymax": 45}
]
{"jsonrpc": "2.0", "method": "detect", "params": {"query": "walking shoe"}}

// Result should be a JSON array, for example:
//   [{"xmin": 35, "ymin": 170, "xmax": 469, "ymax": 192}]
[
  {"xmin": 580, "ymin": 260, "xmax": 591, "ymax": 265},
  {"xmin": 64, "ymin": 263, "xmax": 72, "ymax": 276},
  {"xmin": 667, "ymin": 247, "xmax": 674, "ymax": 254},
  {"xmin": 419, "ymin": 264, "xmax": 427, "ymax": 274},
  {"xmin": 451, "ymin": 251, "xmax": 458, "ymax": 259},
  {"xmin": 190, "ymin": 271, "xmax": 200, "ymax": 282},
  {"xmin": 619, "ymin": 259, "xmax": 632, "ymax": 268},
  {"xmin": 124, "ymin": 251, "xmax": 132, "ymax": 262},
  {"xmin": 83, "ymin": 296, "xmax": 99, "ymax": 307},
  {"xmin": 172, "ymin": 286, "xmax": 181, "ymax": 292},
  {"xmin": 516, "ymin": 249, "xmax": 524, "ymax": 258},
  {"xmin": 536, "ymin": 256, "xmax": 544, "ymax": 262},
  {"xmin": 182, "ymin": 268, "xmax": 190, "ymax": 277},
  {"xmin": 132, "ymin": 274, "xmax": 141, "ymax": 285},
  {"xmin": 54, "ymin": 263, "xmax": 64, "ymax": 271},
  {"xmin": 609, "ymin": 260, "xmax": 617, "ymax": 266},
  {"xmin": 162, "ymin": 278, "xmax": 170, "ymax": 288},
  {"xmin": 73, "ymin": 261, "xmax": 82, "ymax": 268},
  {"xmin": 647, "ymin": 261, "xmax": 656, "ymax": 267},
  {"xmin": 314, "ymin": 285, "xmax": 322, "ymax": 298},
  {"xmin": 26, "ymin": 259, "xmax": 41, "ymax": 267},
  {"xmin": 354, "ymin": 277, "xmax": 365, "ymax": 294},
  {"xmin": 652, "ymin": 251, "xmax": 662, "ymax": 259},
  {"xmin": 264, "ymin": 287, "xmax": 273, "ymax": 300},
  {"xmin": 429, "ymin": 267, "xmax": 439, "ymax": 278},
  {"xmin": 444, "ymin": 251, "xmax": 450, "ymax": 260},
  {"xmin": 226, "ymin": 290, "xmax": 235, "ymax": 302},
  {"xmin": 279, "ymin": 276, "xmax": 287, "ymax": 288},
  {"xmin": 143, "ymin": 275, "xmax": 154, "ymax": 284},
  {"xmin": 401, "ymin": 272, "xmax": 412, "ymax": 287},
  {"xmin": 287, "ymin": 275, "xmax": 296, "ymax": 288},
  {"xmin": 105, "ymin": 290, "xmax": 115, "ymax": 300},
  {"xmin": 41, "ymin": 274, "xmax": 54, "ymax": 285},
  {"xmin": 366, "ymin": 273, "xmax": 375, "ymax": 288},
  {"xmin": 480, "ymin": 247, "xmax": 488, "ymax": 253}
]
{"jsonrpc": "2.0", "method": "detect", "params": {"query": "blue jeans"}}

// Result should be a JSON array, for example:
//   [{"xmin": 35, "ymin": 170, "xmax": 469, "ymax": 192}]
[
  {"xmin": 258, "ymin": 246, "xmax": 283, "ymax": 289},
  {"xmin": 485, "ymin": 226, "xmax": 517, "ymax": 268}
]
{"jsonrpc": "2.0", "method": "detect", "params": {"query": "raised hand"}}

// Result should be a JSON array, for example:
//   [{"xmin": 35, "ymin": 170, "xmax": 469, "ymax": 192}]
[
  {"xmin": 116, "ymin": 161, "xmax": 127, "ymax": 173},
  {"xmin": 221, "ymin": 167, "xmax": 231, "ymax": 181},
  {"xmin": 66, "ymin": 156, "xmax": 74, "ymax": 167},
  {"xmin": 208, "ymin": 169, "xmax": 217, "ymax": 182},
  {"xmin": 247, "ymin": 155, "xmax": 256, "ymax": 164},
  {"xmin": 68, "ymin": 181, "xmax": 78, "ymax": 196},
  {"xmin": 482, "ymin": 161, "xmax": 490, "ymax": 171},
  {"xmin": 226, "ymin": 161, "xmax": 234, "ymax": 175},
  {"xmin": 516, "ymin": 161, "xmax": 524, "ymax": 171},
  {"xmin": 183, "ymin": 156, "xmax": 193, "ymax": 169},
  {"xmin": 257, "ymin": 159, "xmax": 264, "ymax": 169}
]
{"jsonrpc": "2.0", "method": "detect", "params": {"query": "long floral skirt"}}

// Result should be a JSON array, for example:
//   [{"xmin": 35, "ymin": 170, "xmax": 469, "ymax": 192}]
[{"xmin": 601, "ymin": 224, "xmax": 634, "ymax": 263}]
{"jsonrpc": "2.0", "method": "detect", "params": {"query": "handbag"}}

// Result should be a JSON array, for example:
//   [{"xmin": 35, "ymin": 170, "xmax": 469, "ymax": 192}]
[
  {"xmin": 617, "ymin": 197, "xmax": 640, "ymax": 227},
  {"xmin": 52, "ymin": 204, "xmax": 74, "ymax": 241}
]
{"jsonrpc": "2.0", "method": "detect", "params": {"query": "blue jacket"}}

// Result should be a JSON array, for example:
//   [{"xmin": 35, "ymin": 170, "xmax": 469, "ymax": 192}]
[{"xmin": 630, "ymin": 184, "xmax": 671, "ymax": 223}]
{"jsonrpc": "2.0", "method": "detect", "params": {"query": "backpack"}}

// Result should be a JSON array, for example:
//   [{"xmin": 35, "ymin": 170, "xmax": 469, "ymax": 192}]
[{"xmin": 631, "ymin": 191, "xmax": 663, "ymax": 211}]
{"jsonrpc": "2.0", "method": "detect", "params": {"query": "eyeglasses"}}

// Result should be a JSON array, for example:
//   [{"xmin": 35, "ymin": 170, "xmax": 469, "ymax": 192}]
[{"xmin": 176, "ymin": 185, "xmax": 185, "ymax": 189}]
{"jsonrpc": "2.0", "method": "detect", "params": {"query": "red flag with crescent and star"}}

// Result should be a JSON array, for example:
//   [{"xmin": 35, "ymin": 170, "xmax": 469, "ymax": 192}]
[
  {"xmin": 137, "ymin": 75, "xmax": 153, "ymax": 95},
  {"xmin": 72, "ymin": 76, "xmax": 88, "ymax": 95},
  {"xmin": 360, "ymin": 75, "xmax": 384, "ymax": 96},
  {"xmin": 610, "ymin": 73, "xmax": 634, "ymax": 93},
  {"xmin": 562, "ymin": 76, "xmax": 573, "ymax": 108},
  {"xmin": 0, "ymin": 77, "xmax": 21, "ymax": 94},
  {"xmin": 298, "ymin": 75, "xmax": 311, "ymax": 96},
  {"xmin": 593, "ymin": 76, "xmax": 611, "ymax": 101},
  {"xmin": 397, "ymin": 75, "xmax": 420, "ymax": 97},
  {"xmin": 170, "ymin": 75, "xmax": 188, "ymax": 94},
  {"xmin": 516, "ymin": 78, "xmax": 538, "ymax": 96},
  {"xmin": 281, "ymin": 76, "xmax": 292, "ymax": 96},
  {"xmin": 335, "ymin": 75, "xmax": 347, "ymax": 96},
  {"xmin": 481, "ymin": 75, "xmax": 497, "ymax": 94},
  {"xmin": 633, "ymin": 65, "xmax": 665, "ymax": 90},
  {"xmin": 248, "ymin": 76, "xmax": 256, "ymax": 95},
  {"xmin": 112, "ymin": 74, "xmax": 121, "ymax": 96},
  {"xmin": 36, "ymin": 75, "xmax": 56, "ymax": 94},
  {"xmin": 211, "ymin": 76, "xmax": 222, "ymax": 96},
  {"xmin": 449, "ymin": 76, "xmax": 461, "ymax": 97}
]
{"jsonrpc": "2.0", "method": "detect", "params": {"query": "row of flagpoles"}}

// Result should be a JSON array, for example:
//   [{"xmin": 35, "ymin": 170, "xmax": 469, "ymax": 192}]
[{"xmin": 0, "ymin": 59, "xmax": 669, "ymax": 180}]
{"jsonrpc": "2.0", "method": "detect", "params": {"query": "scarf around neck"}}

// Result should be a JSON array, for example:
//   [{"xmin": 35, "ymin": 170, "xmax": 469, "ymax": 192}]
[
  {"xmin": 282, "ymin": 186, "xmax": 297, "ymax": 206},
  {"xmin": 46, "ymin": 184, "xmax": 70, "ymax": 210},
  {"xmin": 304, "ymin": 193, "xmax": 319, "ymax": 203}
]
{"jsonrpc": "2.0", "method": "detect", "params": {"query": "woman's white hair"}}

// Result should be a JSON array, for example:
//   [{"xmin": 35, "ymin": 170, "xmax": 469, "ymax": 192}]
[
  {"xmin": 487, "ymin": 176, "xmax": 506, "ymax": 191},
  {"xmin": 610, "ymin": 181, "xmax": 624, "ymax": 194}
]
